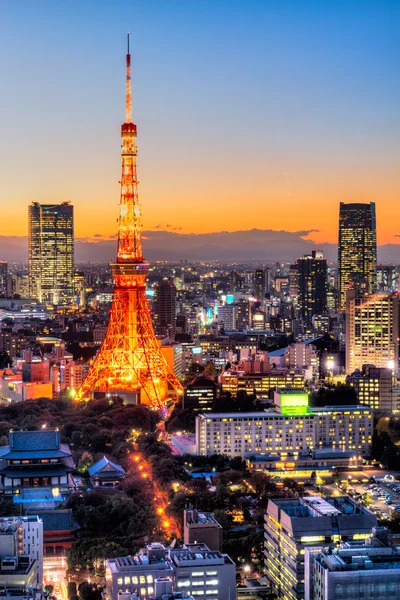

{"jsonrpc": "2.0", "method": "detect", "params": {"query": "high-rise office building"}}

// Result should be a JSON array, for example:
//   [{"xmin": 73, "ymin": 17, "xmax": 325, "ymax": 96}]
[
  {"xmin": 152, "ymin": 279, "xmax": 177, "ymax": 341},
  {"xmin": 236, "ymin": 299, "xmax": 251, "ymax": 331},
  {"xmin": 0, "ymin": 262, "xmax": 8, "ymax": 297},
  {"xmin": 338, "ymin": 202, "xmax": 377, "ymax": 310},
  {"xmin": 346, "ymin": 291, "xmax": 399, "ymax": 376},
  {"xmin": 28, "ymin": 202, "xmax": 74, "ymax": 304},
  {"xmin": 254, "ymin": 269, "xmax": 266, "ymax": 301},
  {"xmin": 296, "ymin": 251, "xmax": 327, "ymax": 320},
  {"xmin": 265, "ymin": 496, "xmax": 377, "ymax": 600},
  {"xmin": 217, "ymin": 303, "xmax": 237, "ymax": 332}
]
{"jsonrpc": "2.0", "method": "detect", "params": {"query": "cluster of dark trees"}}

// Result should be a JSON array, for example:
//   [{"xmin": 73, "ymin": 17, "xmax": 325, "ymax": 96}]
[
  {"xmin": 0, "ymin": 397, "xmax": 159, "ymax": 465},
  {"xmin": 371, "ymin": 416, "xmax": 400, "ymax": 469},
  {"xmin": 66, "ymin": 490, "xmax": 159, "ymax": 572},
  {"xmin": 309, "ymin": 384, "xmax": 358, "ymax": 407}
]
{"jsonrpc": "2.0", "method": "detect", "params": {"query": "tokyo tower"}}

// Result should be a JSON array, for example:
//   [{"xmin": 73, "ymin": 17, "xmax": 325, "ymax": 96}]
[{"xmin": 76, "ymin": 35, "xmax": 183, "ymax": 406}]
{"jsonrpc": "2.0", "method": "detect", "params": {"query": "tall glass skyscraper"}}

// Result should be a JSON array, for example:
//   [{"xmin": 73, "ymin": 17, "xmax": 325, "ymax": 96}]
[
  {"xmin": 28, "ymin": 202, "xmax": 74, "ymax": 304},
  {"xmin": 297, "ymin": 250, "xmax": 327, "ymax": 320},
  {"xmin": 338, "ymin": 202, "xmax": 377, "ymax": 310}
]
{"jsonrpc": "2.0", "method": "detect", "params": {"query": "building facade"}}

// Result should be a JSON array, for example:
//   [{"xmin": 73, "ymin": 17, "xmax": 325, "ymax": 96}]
[
  {"xmin": 106, "ymin": 542, "xmax": 235, "ymax": 600},
  {"xmin": 338, "ymin": 202, "xmax": 377, "ymax": 310},
  {"xmin": 183, "ymin": 510, "xmax": 223, "ymax": 552},
  {"xmin": 152, "ymin": 279, "xmax": 177, "ymax": 342},
  {"xmin": 0, "ymin": 262, "xmax": 8, "ymax": 297},
  {"xmin": 345, "ymin": 291, "xmax": 399, "ymax": 375},
  {"xmin": 347, "ymin": 366, "xmax": 394, "ymax": 412},
  {"xmin": 0, "ymin": 516, "xmax": 43, "ymax": 586},
  {"xmin": 195, "ymin": 406, "xmax": 373, "ymax": 459},
  {"xmin": 264, "ymin": 496, "xmax": 377, "ymax": 600},
  {"xmin": 296, "ymin": 251, "xmax": 327, "ymax": 320},
  {"xmin": 304, "ymin": 529, "xmax": 400, "ymax": 600},
  {"xmin": 28, "ymin": 202, "xmax": 74, "ymax": 305}
]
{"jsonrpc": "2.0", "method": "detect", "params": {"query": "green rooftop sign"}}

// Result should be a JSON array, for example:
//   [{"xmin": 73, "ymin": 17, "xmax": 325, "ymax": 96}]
[{"xmin": 280, "ymin": 393, "xmax": 309, "ymax": 415}]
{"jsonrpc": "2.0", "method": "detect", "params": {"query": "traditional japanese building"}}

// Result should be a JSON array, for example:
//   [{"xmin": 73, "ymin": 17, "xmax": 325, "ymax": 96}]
[
  {"xmin": 0, "ymin": 429, "xmax": 75, "ymax": 507},
  {"xmin": 88, "ymin": 455, "xmax": 126, "ymax": 488},
  {"xmin": 29, "ymin": 509, "xmax": 79, "ymax": 557}
]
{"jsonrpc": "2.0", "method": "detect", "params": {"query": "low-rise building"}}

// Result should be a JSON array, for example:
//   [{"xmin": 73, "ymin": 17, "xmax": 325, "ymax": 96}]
[
  {"xmin": 183, "ymin": 377, "xmax": 216, "ymax": 412},
  {"xmin": 170, "ymin": 543, "xmax": 236, "ymax": 600},
  {"xmin": 88, "ymin": 456, "xmax": 126, "ymax": 488},
  {"xmin": 183, "ymin": 510, "xmax": 222, "ymax": 552},
  {"xmin": 105, "ymin": 543, "xmax": 235, "ymax": 600},
  {"xmin": 106, "ymin": 544, "xmax": 174, "ymax": 600}
]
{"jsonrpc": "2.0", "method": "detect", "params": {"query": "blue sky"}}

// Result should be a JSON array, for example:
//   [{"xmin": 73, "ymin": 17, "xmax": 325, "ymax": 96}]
[{"xmin": 1, "ymin": 0, "xmax": 399, "ymax": 244}]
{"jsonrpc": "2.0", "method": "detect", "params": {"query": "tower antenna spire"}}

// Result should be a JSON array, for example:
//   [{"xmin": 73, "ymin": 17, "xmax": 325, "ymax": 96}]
[{"xmin": 125, "ymin": 32, "xmax": 132, "ymax": 123}]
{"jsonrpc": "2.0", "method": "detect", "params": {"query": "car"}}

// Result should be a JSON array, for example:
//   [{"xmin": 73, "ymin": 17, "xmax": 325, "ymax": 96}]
[{"xmin": 385, "ymin": 500, "xmax": 393, "ymax": 505}]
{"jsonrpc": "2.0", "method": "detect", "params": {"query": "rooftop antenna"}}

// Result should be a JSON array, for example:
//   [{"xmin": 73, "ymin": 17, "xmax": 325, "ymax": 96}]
[{"xmin": 125, "ymin": 32, "xmax": 132, "ymax": 123}]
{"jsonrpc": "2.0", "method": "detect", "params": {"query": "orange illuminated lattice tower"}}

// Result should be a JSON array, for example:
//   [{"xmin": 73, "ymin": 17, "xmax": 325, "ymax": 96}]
[{"xmin": 76, "ymin": 35, "xmax": 183, "ymax": 406}]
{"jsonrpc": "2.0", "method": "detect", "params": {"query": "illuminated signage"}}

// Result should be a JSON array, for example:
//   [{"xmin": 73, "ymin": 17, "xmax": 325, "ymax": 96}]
[{"xmin": 280, "ymin": 393, "xmax": 309, "ymax": 415}]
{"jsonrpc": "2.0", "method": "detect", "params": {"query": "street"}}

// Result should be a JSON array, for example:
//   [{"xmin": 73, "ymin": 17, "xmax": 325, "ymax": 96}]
[{"xmin": 43, "ymin": 556, "xmax": 69, "ymax": 600}]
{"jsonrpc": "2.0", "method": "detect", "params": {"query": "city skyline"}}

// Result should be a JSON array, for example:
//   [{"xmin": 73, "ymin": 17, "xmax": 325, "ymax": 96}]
[{"xmin": 1, "ymin": 0, "xmax": 399, "ymax": 247}]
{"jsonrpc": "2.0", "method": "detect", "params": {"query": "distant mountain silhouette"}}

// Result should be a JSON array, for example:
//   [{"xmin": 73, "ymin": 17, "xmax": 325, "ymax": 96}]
[{"xmin": 1, "ymin": 230, "xmax": 399, "ymax": 264}]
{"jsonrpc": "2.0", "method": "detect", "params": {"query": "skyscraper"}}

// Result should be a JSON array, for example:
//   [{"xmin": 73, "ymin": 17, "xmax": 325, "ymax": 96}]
[
  {"xmin": 254, "ymin": 269, "xmax": 266, "ymax": 301},
  {"xmin": 338, "ymin": 202, "xmax": 377, "ymax": 310},
  {"xmin": 153, "ymin": 279, "xmax": 177, "ymax": 341},
  {"xmin": 346, "ymin": 291, "xmax": 399, "ymax": 375},
  {"xmin": 0, "ymin": 262, "xmax": 8, "ymax": 297},
  {"xmin": 28, "ymin": 202, "xmax": 74, "ymax": 304},
  {"xmin": 296, "ymin": 250, "xmax": 327, "ymax": 320}
]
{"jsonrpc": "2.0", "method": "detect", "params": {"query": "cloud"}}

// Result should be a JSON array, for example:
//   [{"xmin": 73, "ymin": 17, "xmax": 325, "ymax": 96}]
[
  {"xmin": 1, "ymin": 231, "xmax": 400, "ymax": 264},
  {"xmin": 93, "ymin": 233, "xmax": 103, "ymax": 238}
]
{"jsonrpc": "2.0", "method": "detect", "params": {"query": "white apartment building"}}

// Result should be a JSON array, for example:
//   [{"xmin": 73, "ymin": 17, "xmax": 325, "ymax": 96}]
[
  {"xmin": 0, "ymin": 516, "xmax": 43, "ymax": 586},
  {"xmin": 196, "ymin": 406, "xmax": 373, "ymax": 458}
]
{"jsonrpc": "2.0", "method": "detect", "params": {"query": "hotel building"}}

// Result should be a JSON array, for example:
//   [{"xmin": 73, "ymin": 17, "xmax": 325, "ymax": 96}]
[{"xmin": 196, "ymin": 396, "xmax": 373, "ymax": 460}]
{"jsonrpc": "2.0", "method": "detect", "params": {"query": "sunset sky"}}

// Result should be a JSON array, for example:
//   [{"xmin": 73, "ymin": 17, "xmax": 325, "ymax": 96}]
[{"xmin": 1, "ymin": 0, "xmax": 399, "ymax": 246}]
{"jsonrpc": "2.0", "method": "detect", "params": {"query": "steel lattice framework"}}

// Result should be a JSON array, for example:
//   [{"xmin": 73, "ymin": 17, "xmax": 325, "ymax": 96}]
[{"xmin": 76, "ymin": 35, "xmax": 183, "ymax": 406}]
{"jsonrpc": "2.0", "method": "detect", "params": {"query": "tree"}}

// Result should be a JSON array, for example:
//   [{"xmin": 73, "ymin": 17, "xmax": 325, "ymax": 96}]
[{"xmin": 77, "ymin": 452, "xmax": 94, "ymax": 474}]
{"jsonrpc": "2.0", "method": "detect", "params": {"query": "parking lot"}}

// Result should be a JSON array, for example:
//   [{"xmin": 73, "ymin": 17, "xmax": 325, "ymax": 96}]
[{"xmin": 347, "ymin": 477, "xmax": 400, "ymax": 519}]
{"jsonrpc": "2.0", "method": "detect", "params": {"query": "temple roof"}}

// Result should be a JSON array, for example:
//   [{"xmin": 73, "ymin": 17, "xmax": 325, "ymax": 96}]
[
  {"xmin": 88, "ymin": 455, "xmax": 126, "ymax": 478},
  {"xmin": 0, "ymin": 464, "xmax": 72, "ymax": 478},
  {"xmin": 0, "ymin": 430, "xmax": 72, "ymax": 460},
  {"xmin": 31, "ymin": 509, "xmax": 79, "ymax": 532}
]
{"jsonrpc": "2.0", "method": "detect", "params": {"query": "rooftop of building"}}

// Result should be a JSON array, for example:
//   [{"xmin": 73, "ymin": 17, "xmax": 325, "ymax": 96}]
[
  {"xmin": 170, "ymin": 546, "xmax": 232, "ymax": 568},
  {"xmin": 28, "ymin": 509, "xmax": 78, "ymax": 532},
  {"xmin": 0, "ymin": 556, "xmax": 35, "ymax": 575},
  {"xmin": 311, "ymin": 405, "xmax": 372, "ymax": 413},
  {"xmin": 10, "ymin": 430, "xmax": 60, "ymax": 451},
  {"xmin": 185, "ymin": 510, "xmax": 222, "ymax": 528},
  {"xmin": 87, "ymin": 455, "xmax": 126, "ymax": 478},
  {"xmin": 0, "ymin": 429, "xmax": 72, "ymax": 461},
  {"xmin": 269, "ymin": 496, "xmax": 376, "ymax": 523},
  {"xmin": 315, "ymin": 544, "xmax": 400, "ymax": 572},
  {"xmin": 197, "ymin": 411, "xmax": 314, "ymax": 420}
]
